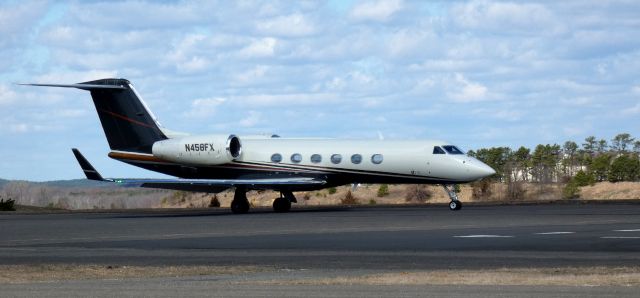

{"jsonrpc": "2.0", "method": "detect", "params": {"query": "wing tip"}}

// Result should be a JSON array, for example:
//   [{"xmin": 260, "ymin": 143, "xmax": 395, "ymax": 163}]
[{"xmin": 71, "ymin": 148, "xmax": 106, "ymax": 181}]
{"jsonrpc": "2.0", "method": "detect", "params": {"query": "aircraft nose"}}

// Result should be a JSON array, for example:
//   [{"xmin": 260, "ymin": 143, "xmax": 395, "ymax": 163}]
[
  {"xmin": 468, "ymin": 158, "xmax": 496, "ymax": 179},
  {"xmin": 477, "ymin": 162, "xmax": 496, "ymax": 177}
]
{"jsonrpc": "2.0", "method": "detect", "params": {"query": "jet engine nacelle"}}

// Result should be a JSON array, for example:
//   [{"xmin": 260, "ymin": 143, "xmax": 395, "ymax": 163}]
[{"xmin": 152, "ymin": 134, "xmax": 242, "ymax": 165}]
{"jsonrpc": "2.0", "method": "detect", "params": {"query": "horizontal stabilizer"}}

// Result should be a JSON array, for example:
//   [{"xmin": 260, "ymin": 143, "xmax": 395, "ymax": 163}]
[
  {"xmin": 18, "ymin": 83, "xmax": 126, "ymax": 90},
  {"xmin": 71, "ymin": 148, "xmax": 106, "ymax": 181}
]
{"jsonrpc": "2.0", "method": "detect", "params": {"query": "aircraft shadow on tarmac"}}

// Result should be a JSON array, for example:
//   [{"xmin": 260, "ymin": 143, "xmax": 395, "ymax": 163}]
[{"xmin": 107, "ymin": 206, "xmax": 354, "ymax": 219}]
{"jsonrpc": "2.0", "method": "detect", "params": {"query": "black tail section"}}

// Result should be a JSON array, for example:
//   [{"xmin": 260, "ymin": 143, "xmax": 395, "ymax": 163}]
[{"xmin": 80, "ymin": 79, "xmax": 167, "ymax": 153}]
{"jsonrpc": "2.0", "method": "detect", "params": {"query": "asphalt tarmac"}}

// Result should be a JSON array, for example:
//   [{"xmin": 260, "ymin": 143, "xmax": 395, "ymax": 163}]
[{"xmin": 1, "ymin": 203, "xmax": 640, "ymax": 297}]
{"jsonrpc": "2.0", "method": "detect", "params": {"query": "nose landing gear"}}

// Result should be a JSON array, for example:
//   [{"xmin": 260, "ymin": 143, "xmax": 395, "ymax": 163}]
[{"xmin": 443, "ymin": 185, "xmax": 462, "ymax": 211}]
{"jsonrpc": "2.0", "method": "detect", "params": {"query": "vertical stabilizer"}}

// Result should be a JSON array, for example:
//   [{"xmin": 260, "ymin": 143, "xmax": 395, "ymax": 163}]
[
  {"xmin": 21, "ymin": 78, "xmax": 170, "ymax": 153},
  {"xmin": 82, "ymin": 79, "xmax": 167, "ymax": 153}
]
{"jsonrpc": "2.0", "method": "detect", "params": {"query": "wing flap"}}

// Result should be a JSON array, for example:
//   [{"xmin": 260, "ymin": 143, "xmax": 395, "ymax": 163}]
[{"xmin": 117, "ymin": 177, "xmax": 325, "ymax": 188}]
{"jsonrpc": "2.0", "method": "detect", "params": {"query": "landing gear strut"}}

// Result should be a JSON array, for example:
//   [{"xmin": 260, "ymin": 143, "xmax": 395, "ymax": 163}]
[
  {"xmin": 443, "ymin": 184, "xmax": 462, "ymax": 211},
  {"xmin": 273, "ymin": 191, "xmax": 296, "ymax": 213},
  {"xmin": 231, "ymin": 188, "xmax": 250, "ymax": 214}
]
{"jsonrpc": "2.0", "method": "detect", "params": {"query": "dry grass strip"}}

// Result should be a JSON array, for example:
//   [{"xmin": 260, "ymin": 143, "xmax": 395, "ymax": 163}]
[
  {"xmin": 256, "ymin": 267, "xmax": 640, "ymax": 287},
  {"xmin": 0, "ymin": 264, "xmax": 264, "ymax": 284}
]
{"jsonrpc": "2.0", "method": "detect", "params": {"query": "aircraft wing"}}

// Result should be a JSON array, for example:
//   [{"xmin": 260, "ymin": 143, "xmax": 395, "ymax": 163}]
[{"xmin": 71, "ymin": 148, "xmax": 325, "ymax": 193}]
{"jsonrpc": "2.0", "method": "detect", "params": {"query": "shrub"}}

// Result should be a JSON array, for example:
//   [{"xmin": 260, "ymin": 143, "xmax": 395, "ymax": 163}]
[
  {"xmin": 608, "ymin": 155, "xmax": 640, "ymax": 182},
  {"xmin": 507, "ymin": 181, "xmax": 526, "ymax": 200},
  {"xmin": 327, "ymin": 187, "xmax": 337, "ymax": 194},
  {"xmin": 368, "ymin": 199, "xmax": 377, "ymax": 205},
  {"xmin": 377, "ymin": 184, "xmax": 389, "ymax": 197},
  {"xmin": 340, "ymin": 190, "xmax": 359, "ymax": 205},
  {"xmin": 573, "ymin": 170, "xmax": 595, "ymax": 186},
  {"xmin": 209, "ymin": 195, "xmax": 221, "ymax": 208},
  {"xmin": 562, "ymin": 182, "xmax": 580, "ymax": 199},
  {"xmin": 405, "ymin": 185, "xmax": 432, "ymax": 203},
  {"xmin": 303, "ymin": 193, "xmax": 311, "ymax": 201},
  {"xmin": 471, "ymin": 179, "xmax": 492, "ymax": 200},
  {"xmin": 0, "ymin": 196, "xmax": 16, "ymax": 211}
]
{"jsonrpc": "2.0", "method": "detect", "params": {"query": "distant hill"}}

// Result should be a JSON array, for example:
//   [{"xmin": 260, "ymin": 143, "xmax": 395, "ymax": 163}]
[
  {"xmin": 0, "ymin": 178, "xmax": 114, "ymax": 188},
  {"xmin": 35, "ymin": 179, "xmax": 114, "ymax": 188}
]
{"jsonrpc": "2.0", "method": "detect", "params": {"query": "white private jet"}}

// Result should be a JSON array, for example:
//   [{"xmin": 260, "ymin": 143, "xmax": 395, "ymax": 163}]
[{"xmin": 23, "ymin": 78, "xmax": 495, "ymax": 213}]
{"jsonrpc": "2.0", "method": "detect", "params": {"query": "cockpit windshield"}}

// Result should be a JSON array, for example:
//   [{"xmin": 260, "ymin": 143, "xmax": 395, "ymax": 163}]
[{"xmin": 442, "ymin": 145, "xmax": 465, "ymax": 155}]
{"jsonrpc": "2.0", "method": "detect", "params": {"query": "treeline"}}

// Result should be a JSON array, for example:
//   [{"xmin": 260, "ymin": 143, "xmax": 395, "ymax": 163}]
[{"xmin": 468, "ymin": 133, "xmax": 640, "ymax": 185}]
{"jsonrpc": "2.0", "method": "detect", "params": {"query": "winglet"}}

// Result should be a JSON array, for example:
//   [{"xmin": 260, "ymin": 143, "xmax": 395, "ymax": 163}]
[{"xmin": 71, "ymin": 148, "xmax": 106, "ymax": 181}]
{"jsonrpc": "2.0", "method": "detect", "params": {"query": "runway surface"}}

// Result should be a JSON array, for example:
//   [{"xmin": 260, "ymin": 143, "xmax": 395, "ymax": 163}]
[
  {"xmin": 2, "ymin": 203, "xmax": 640, "ymax": 269},
  {"xmin": 2, "ymin": 203, "xmax": 640, "ymax": 297}
]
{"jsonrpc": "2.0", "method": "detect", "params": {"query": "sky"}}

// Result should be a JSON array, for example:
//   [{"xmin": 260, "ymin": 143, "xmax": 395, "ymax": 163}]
[{"xmin": 0, "ymin": 0, "xmax": 639, "ymax": 181}]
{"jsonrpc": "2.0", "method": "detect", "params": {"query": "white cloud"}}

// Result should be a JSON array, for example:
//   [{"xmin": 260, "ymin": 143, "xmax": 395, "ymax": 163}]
[
  {"xmin": 256, "ymin": 13, "xmax": 316, "ymax": 37},
  {"xmin": 0, "ymin": 1, "xmax": 48, "ymax": 47},
  {"xmin": 622, "ymin": 103, "xmax": 640, "ymax": 115},
  {"xmin": 233, "ymin": 65, "xmax": 269, "ymax": 84},
  {"xmin": 186, "ymin": 97, "xmax": 226, "ymax": 118},
  {"xmin": 386, "ymin": 28, "xmax": 436, "ymax": 58},
  {"xmin": 238, "ymin": 38, "xmax": 277, "ymax": 58},
  {"xmin": 2, "ymin": 1, "xmax": 640, "ymax": 180},
  {"xmin": 234, "ymin": 93, "xmax": 338, "ymax": 107},
  {"xmin": 239, "ymin": 111, "xmax": 262, "ymax": 127},
  {"xmin": 177, "ymin": 56, "xmax": 210, "ymax": 73},
  {"xmin": 54, "ymin": 109, "xmax": 86, "ymax": 118},
  {"xmin": 0, "ymin": 85, "xmax": 16, "ymax": 105},
  {"xmin": 3, "ymin": 122, "xmax": 60, "ymax": 134},
  {"xmin": 447, "ymin": 73, "xmax": 488, "ymax": 102},
  {"xmin": 68, "ymin": 1, "xmax": 210, "ymax": 30},
  {"xmin": 34, "ymin": 70, "xmax": 119, "ymax": 84},
  {"xmin": 451, "ymin": 0, "xmax": 558, "ymax": 34},
  {"xmin": 166, "ymin": 34, "xmax": 212, "ymax": 73},
  {"xmin": 560, "ymin": 97, "xmax": 593, "ymax": 107},
  {"xmin": 350, "ymin": 0, "xmax": 403, "ymax": 22}
]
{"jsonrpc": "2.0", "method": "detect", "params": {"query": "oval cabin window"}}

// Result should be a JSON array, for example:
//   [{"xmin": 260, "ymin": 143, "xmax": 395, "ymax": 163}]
[
  {"xmin": 371, "ymin": 154, "xmax": 383, "ymax": 164},
  {"xmin": 291, "ymin": 153, "xmax": 302, "ymax": 163},
  {"xmin": 331, "ymin": 154, "xmax": 342, "ymax": 164},
  {"xmin": 271, "ymin": 153, "xmax": 282, "ymax": 163},
  {"xmin": 310, "ymin": 154, "xmax": 322, "ymax": 163},
  {"xmin": 351, "ymin": 154, "xmax": 362, "ymax": 164}
]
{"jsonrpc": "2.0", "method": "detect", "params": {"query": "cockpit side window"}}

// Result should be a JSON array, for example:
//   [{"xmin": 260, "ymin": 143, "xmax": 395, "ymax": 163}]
[
  {"xmin": 443, "ymin": 145, "xmax": 464, "ymax": 155},
  {"xmin": 433, "ymin": 146, "xmax": 445, "ymax": 154}
]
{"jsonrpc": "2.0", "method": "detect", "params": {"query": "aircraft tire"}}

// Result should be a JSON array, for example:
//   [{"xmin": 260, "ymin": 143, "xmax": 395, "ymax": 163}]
[
  {"xmin": 449, "ymin": 200, "xmax": 461, "ymax": 211},
  {"xmin": 231, "ymin": 199, "xmax": 250, "ymax": 214},
  {"xmin": 273, "ymin": 197, "xmax": 291, "ymax": 213}
]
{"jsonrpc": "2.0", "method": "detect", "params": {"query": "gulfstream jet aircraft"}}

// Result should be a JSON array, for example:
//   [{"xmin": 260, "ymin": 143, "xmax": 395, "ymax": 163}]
[{"xmin": 23, "ymin": 78, "xmax": 495, "ymax": 213}]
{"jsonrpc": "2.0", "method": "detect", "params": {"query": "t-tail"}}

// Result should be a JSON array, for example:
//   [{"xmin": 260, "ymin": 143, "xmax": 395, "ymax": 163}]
[{"xmin": 21, "ymin": 78, "xmax": 168, "ymax": 153}]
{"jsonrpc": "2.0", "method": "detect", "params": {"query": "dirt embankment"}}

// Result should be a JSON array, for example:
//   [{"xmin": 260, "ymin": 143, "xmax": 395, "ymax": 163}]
[
  {"xmin": 580, "ymin": 182, "xmax": 640, "ymax": 200},
  {"xmin": 162, "ymin": 182, "xmax": 640, "ymax": 209}
]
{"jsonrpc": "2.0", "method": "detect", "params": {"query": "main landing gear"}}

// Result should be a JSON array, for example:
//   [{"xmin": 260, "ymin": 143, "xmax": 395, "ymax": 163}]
[
  {"xmin": 230, "ymin": 188, "xmax": 298, "ymax": 214},
  {"xmin": 230, "ymin": 188, "xmax": 250, "ymax": 214},
  {"xmin": 273, "ymin": 191, "xmax": 296, "ymax": 213},
  {"xmin": 443, "ymin": 184, "xmax": 462, "ymax": 211}
]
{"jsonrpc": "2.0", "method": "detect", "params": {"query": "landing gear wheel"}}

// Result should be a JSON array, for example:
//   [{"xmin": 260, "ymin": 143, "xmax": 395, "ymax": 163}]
[
  {"xmin": 231, "ymin": 199, "xmax": 250, "ymax": 214},
  {"xmin": 449, "ymin": 200, "xmax": 462, "ymax": 211},
  {"xmin": 273, "ymin": 197, "xmax": 291, "ymax": 213},
  {"xmin": 443, "ymin": 184, "xmax": 462, "ymax": 211}
]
